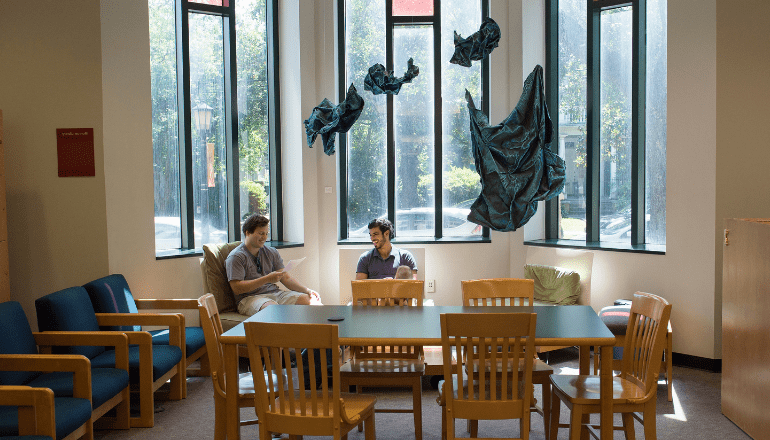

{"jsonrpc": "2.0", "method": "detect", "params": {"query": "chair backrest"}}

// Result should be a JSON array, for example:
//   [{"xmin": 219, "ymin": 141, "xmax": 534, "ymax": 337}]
[
  {"xmin": 441, "ymin": 312, "xmax": 537, "ymax": 421},
  {"xmin": 461, "ymin": 278, "xmax": 535, "ymax": 307},
  {"xmin": 0, "ymin": 301, "xmax": 42, "ymax": 385},
  {"xmin": 620, "ymin": 291, "xmax": 672, "ymax": 401},
  {"xmin": 82, "ymin": 274, "xmax": 140, "ymax": 331},
  {"xmin": 35, "ymin": 286, "xmax": 105, "ymax": 360},
  {"xmin": 197, "ymin": 294, "xmax": 227, "ymax": 392},
  {"xmin": 244, "ymin": 322, "xmax": 341, "ymax": 435},
  {"xmin": 201, "ymin": 242, "xmax": 242, "ymax": 313},
  {"xmin": 524, "ymin": 247, "xmax": 593, "ymax": 306},
  {"xmin": 350, "ymin": 279, "xmax": 424, "ymax": 359}
]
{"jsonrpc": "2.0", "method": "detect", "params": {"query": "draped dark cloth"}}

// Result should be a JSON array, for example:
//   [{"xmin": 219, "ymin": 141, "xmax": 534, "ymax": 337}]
[
  {"xmin": 450, "ymin": 17, "xmax": 501, "ymax": 67},
  {"xmin": 466, "ymin": 65, "xmax": 565, "ymax": 232},
  {"xmin": 303, "ymin": 83, "xmax": 365, "ymax": 155},
  {"xmin": 364, "ymin": 58, "xmax": 419, "ymax": 95}
]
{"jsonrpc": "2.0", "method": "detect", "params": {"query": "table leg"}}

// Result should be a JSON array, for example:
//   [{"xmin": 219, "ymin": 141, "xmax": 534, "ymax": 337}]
[
  {"xmin": 224, "ymin": 343, "xmax": 241, "ymax": 440},
  {"xmin": 578, "ymin": 346, "xmax": 591, "ymax": 439},
  {"xmin": 599, "ymin": 345, "xmax": 613, "ymax": 440}
]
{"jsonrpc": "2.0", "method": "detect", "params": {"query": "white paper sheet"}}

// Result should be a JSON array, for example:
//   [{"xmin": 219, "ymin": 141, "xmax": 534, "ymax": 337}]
[{"xmin": 282, "ymin": 257, "xmax": 306, "ymax": 273}]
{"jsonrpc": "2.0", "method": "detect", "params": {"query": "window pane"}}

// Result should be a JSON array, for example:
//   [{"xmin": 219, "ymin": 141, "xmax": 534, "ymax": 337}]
[
  {"xmin": 558, "ymin": 0, "xmax": 587, "ymax": 240},
  {"xmin": 236, "ymin": 0, "xmax": 271, "ymax": 239},
  {"xmin": 599, "ymin": 7, "xmax": 632, "ymax": 244},
  {"xmin": 188, "ymin": 0, "xmax": 229, "ymax": 6},
  {"xmin": 150, "ymin": 0, "xmax": 181, "ymax": 251},
  {"xmin": 189, "ymin": 13, "xmax": 229, "ymax": 248},
  {"xmin": 346, "ymin": 0, "xmax": 387, "ymax": 238},
  {"xmin": 441, "ymin": 0, "xmax": 481, "ymax": 237},
  {"xmin": 394, "ymin": 26, "xmax": 434, "ymax": 238},
  {"xmin": 646, "ymin": 0, "xmax": 666, "ymax": 245},
  {"xmin": 392, "ymin": 0, "xmax": 433, "ymax": 16}
]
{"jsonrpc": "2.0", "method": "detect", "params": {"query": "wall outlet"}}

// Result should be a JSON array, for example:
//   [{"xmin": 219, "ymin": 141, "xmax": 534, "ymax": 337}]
[{"xmin": 426, "ymin": 279, "xmax": 435, "ymax": 293}]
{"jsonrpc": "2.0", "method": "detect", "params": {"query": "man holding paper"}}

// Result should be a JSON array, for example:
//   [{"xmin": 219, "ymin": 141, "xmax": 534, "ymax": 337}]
[{"xmin": 226, "ymin": 214, "xmax": 321, "ymax": 315}]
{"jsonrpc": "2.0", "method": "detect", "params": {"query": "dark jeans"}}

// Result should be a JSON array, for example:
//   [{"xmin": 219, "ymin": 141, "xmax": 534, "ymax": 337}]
[{"xmin": 300, "ymin": 348, "xmax": 334, "ymax": 390}]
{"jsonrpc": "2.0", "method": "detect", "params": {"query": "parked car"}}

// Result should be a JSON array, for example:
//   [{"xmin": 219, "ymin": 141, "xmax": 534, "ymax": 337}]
[
  {"xmin": 155, "ymin": 216, "xmax": 228, "ymax": 250},
  {"xmin": 350, "ymin": 207, "xmax": 482, "ymax": 238}
]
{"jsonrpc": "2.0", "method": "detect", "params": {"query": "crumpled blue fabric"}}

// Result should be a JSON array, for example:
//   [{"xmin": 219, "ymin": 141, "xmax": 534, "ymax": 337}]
[
  {"xmin": 364, "ymin": 58, "xmax": 420, "ymax": 95},
  {"xmin": 466, "ymin": 65, "xmax": 565, "ymax": 232},
  {"xmin": 303, "ymin": 83, "xmax": 365, "ymax": 155},
  {"xmin": 450, "ymin": 17, "xmax": 501, "ymax": 67}
]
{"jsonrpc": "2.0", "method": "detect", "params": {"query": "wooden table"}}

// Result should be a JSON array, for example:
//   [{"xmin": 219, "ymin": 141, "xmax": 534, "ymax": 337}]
[{"xmin": 220, "ymin": 304, "xmax": 616, "ymax": 440}]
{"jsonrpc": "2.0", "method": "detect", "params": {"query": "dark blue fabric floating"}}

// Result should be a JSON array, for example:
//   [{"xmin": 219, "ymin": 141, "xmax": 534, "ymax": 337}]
[
  {"xmin": 303, "ymin": 83, "xmax": 365, "ymax": 155},
  {"xmin": 450, "ymin": 17, "xmax": 501, "ymax": 67},
  {"xmin": 466, "ymin": 65, "xmax": 565, "ymax": 232},
  {"xmin": 364, "ymin": 58, "xmax": 420, "ymax": 95}
]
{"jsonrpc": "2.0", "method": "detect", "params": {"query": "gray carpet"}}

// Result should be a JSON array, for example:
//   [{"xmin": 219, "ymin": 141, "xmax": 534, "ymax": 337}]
[{"xmin": 94, "ymin": 348, "xmax": 750, "ymax": 439}]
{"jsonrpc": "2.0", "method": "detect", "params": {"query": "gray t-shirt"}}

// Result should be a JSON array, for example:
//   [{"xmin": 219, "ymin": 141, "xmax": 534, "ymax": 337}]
[
  {"xmin": 356, "ymin": 247, "xmax": 418, "ymax": 279},
  {"xmin": 225, "ymin": 243, "xmax": 284, "ymax": 303}
]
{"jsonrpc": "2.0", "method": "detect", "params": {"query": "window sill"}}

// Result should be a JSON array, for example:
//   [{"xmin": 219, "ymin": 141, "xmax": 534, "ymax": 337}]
[
  {"xmin": 155, "ymin": 241, "xmax": 304, "ymax": 260},
  {"xmin": 524, "ymin": 239, "xmax": 665, "ymax": 255},
  {"xmin": 338, "ymin": 236, "xmax": 491, "ymax": 246}
]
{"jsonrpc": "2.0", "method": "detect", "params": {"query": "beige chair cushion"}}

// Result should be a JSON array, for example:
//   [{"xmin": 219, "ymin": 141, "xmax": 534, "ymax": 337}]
[
  {"xmin": 524, "ymin": 264, "xmax": 581, "ymax": 305},
  {"xmin": 201, "ymin": 241, "xmax": 242, "ymax": 313}
]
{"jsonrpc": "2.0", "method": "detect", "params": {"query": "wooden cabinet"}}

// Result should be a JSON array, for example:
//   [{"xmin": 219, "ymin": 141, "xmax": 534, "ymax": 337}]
[{"xmin": 722, "ymin": 218, "xmax": 770, "ymax": 440}]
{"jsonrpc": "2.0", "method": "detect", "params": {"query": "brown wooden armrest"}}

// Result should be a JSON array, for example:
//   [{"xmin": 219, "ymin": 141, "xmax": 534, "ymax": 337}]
[
  {"xmin": 0, "ymin": 386, "xmax": 56, "ymax": 437},
  {"xmin": 134, "ymin": 298, "xmax": 199, "ymax": 310},
  {"xmin": 95, "ymin": 312, "xmax": 184, "ymax": 347},
  {"xmin": 0, "ymin": 354, "xmax": 92, "ymax": 400},
  {"xmin": 33, "ymin": 331, "xmax": 130, "ymax": 370}
]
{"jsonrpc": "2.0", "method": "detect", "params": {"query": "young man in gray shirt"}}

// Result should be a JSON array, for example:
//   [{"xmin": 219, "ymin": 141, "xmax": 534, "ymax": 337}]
[{"xmin": 226, "ymin": 214, "xmax": 320, "ymax": 315}]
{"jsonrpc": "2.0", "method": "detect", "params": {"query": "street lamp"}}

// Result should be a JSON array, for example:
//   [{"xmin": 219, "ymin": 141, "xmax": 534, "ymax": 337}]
[{"xmin": 192, "ymin": 103, "xmax": 213, "ymax": 245}]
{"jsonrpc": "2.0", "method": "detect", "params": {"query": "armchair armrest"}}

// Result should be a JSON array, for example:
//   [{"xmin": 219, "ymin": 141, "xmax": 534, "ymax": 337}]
[
  {"xmin": 95, "ymin": 312, "xmax": 184, "ymax": 348},
  {"xmin": 0, "ymin": 354, "xmax": 92, "ymax": 400},
  {"xmin": 33, "ymin": 331, "xmax": 130, "ymax": 371},
  {"xmin": 135, "ymin": 298, "xmax": 199, "ymax": 310},
  {"xmin": 0, "ymin": 386, "xmax": 56, "ymax": 438}
]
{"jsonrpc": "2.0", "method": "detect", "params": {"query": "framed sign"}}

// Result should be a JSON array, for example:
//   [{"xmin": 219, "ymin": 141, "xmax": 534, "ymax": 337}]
[{"xmin": 57, "ymin": 128, "xmax": 95, "ymax": 177}]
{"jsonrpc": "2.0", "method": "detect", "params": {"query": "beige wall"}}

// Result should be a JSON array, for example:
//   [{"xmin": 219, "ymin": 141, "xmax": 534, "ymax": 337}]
[
  {"xmin": 0, "ymin": 0, "xmax": 731, "ymax": 358},
  {"xmin": 715, "ymin": 0, "xmax": 770, "ymax": 359},
  {"xmin": 0, "ymin": 1, "xmax": 109, "ymax": 328}
]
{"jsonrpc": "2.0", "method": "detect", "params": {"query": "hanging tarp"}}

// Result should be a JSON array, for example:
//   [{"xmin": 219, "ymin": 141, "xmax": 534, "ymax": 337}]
[
  {"xmin": 303, "ymin": 83, "xmax": 365, "ymax": 155},
  {"xmin": 449, "ymin": 17, "xmax": 501, "ymax": 67},
  {"xmin": 466, "ymin": 65, "xmax": 565, "ymax": 232},
  {"xmin": 363, "ymin": 58, "xmax": 420, "ymax": 95}
]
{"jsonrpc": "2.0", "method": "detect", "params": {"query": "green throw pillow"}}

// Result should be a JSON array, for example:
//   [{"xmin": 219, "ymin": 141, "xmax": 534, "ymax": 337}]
[{"xmin": 524, "ymin": 264, "xmax": 581, "ymax": 305}]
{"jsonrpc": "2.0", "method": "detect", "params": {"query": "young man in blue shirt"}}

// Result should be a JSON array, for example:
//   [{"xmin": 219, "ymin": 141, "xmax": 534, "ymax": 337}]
[{"xmin": 356, "ymin": 218, "xmax": 418, "ymax": 280}]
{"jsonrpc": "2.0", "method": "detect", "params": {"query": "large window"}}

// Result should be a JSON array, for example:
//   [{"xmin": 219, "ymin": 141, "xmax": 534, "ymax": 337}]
[
  {"xmin": 150, "ymin": 0, "xmax": 281, "ymax": 255},
  {"xmin": 543, "ymin": 0, "xmax": 666, "ymax": 250},
  {"xmin": 338, "ymin": 0, "xmax": 489, "ymax": 241}
]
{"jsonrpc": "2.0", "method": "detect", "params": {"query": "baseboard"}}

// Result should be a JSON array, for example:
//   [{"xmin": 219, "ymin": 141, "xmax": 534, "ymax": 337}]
[{"xmin": 672, "ymin": 352, "xmax": 721, "ymax": 373}]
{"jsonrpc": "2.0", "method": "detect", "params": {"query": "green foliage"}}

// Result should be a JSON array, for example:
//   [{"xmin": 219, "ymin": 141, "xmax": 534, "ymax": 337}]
[{"xmin": 240, "ymin": 180, "xmax": 267, "ymax": 218}]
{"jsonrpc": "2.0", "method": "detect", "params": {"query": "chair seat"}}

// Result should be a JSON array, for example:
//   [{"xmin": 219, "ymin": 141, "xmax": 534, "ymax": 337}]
[
  {"xmin": 0, "ymin": 436, "xmax": 52, "ymax": 440},
  {"xmin": 90, "ymin": 345, "xmax": 183, "ymax": 382},
  {"xmin": 0, "ymin": 397, "xmax": 91, "ymax": 439},
  {"xmin": 274, "ymin": 390, "xmax": 377, "ymax": 424},
  {"xmin": 26, "ymin": 368, "xmax": 129, "ymax": 409},
  {"xmin": 149, "ymin": 326, "xmax": 206, "ymax": 355},
  {"xmin": 550, "ymin": 374, "xmax": 647, "ymax": 405},
  {"xmin": 340, "ymin": 358, "xmax": 425, "ymax": 375}
]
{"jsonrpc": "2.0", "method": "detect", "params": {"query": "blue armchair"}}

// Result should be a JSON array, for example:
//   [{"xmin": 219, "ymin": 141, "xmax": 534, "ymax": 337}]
[
  {"xmin": 0, "ymin": 386, "xmax": 58, "ymax": 440},
  {"xmin": 83, "ymin": 274, "xmax": 209, "ymax": 387},
  {"xmin": 34, "ymin": 287, "xmax": 183, "ymax": 428},
  {"xmin": 0, "ymin": 300, "xmax": 130, "ymax": 435}
]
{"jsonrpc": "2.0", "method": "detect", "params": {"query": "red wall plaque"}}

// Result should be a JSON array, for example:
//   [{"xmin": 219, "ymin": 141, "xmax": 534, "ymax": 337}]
[{"xmin": 57, "ymin": 128, "xmax": 95, "ymax": 177}]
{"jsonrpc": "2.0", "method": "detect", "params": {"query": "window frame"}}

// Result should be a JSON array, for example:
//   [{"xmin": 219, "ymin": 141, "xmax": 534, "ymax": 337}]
[
  {"xmin": 336, "ymin": 0, "xmax": 491, "ymax": 244},
  {"xmin": 530, "ymin": 0, "xmax": 665, "ymax": 254},
  {"xmin": 155, "ymin": 0, "xmax": 284, "ymax": 258}
]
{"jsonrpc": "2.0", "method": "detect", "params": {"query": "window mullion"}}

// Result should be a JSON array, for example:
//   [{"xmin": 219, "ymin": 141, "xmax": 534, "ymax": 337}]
[
  {"xmin": 544, "ymin": 0, "xmax": 560, "ymax": 240},
  {"xmin": 386, "ymin": 0, "xmax": 396, "ymax": 227},
  {"xmin": 267, "ymin": 0, "xmax": 283, "ymax": 241},
  {"xmin": 631, "ymin": 0, "xmax": 646, "ymax": 245},
  {"xmin": 177, "ymin": 0, "xmax": 196, "ymax": 249},
  {"xmin": 585, "ymin": 0, "xmax": 601, "ymax": 242},
  {"xmin": 224, "ymin": 6, "xmax": 240, "ymax": 242},
  {"xmin": 433, "ymin": 0, "xmax": 442, "ymax": 239}
]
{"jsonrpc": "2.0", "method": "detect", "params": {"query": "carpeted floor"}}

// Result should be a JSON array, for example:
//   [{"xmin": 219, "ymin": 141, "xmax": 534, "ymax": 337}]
[{"xmin": 94, "ymin": 348, "xmax": 750, "ymax": 439}]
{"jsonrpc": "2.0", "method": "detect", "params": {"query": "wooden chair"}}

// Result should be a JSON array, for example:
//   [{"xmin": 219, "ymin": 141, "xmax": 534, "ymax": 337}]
[
  {"xmin": 341, "ymin": 279, "xmax": 425, "ymax": 440},
  {"xmin": 549, "ymin": 291, "xmax": 672, "ymax": 440},
  {"xmin": 197, "ymin": 293, "xmax": 288, "ymax": 440},
  {"xmin": 243, "ymin": 321, "xmax": 377, "ymax": 440},
  {"xmin": 0, "ymin": 386, "xmax": 58, "ymax": 440},
  {"xmin": 461, "ymin": 278, "xmax": 554, "ymax": 440},
  {"xmin": 437, "ymin": 312, "xmax": 538, "ymax": 440}
]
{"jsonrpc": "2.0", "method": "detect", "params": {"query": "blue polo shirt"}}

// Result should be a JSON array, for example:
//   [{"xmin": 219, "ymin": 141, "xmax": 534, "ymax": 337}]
[{"xmin": 356, "ymin": 247, "xmax": 418, "ymax": 279}]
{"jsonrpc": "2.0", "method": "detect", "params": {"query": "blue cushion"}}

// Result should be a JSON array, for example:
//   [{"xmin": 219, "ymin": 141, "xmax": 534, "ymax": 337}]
[
  {"xmin": 82, "ymin": 274, "xmax": 140, "ymax": 332},
  {"xmin": 149, "ymin": 326, "xmax": 206, "ymax": 355},
  {"xmin": 90, "ymin": 345, "xmax": 182, "ymax": 382},
  {"xmin": 27, "ymin": 368, "xmax": 128, "ymax": 409},
  {"xmin": 0, "ymin": 436, "xmax": 53, "ymax": 440},
  {"xmin": 0, "ymin": 302, "xmax": 42, "ymax": 386},
  {"xmin": 34, "ymin": 287, "xmax": 105, "ymax": 360},
  {"xmin": 0, "ymin": 397, "xmax": 90, "ymax": 439}
]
